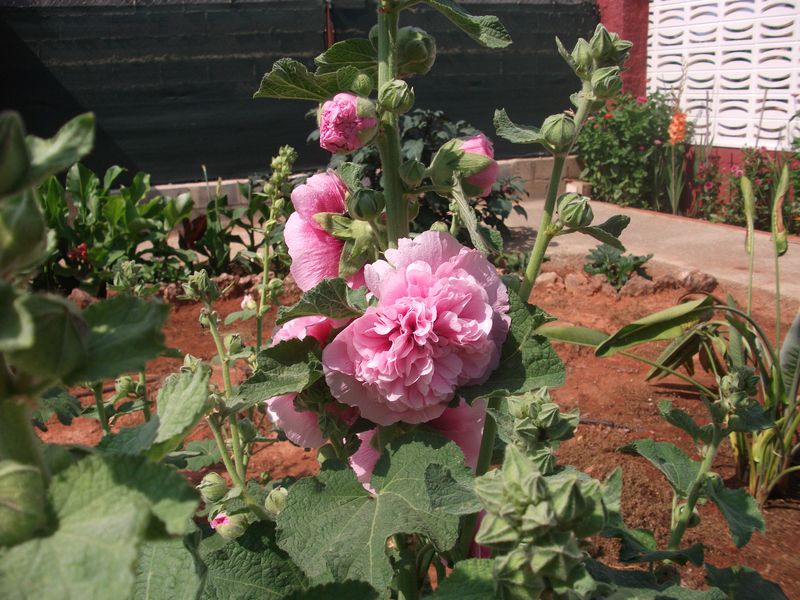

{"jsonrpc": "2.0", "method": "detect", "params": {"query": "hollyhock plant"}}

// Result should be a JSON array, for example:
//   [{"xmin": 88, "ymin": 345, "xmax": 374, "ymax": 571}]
[
  {"xmin": 284, "ymin": 170, "xmax": 365, "ymax": 291},
  {"xmin": 318, "ymin": 92, "xmax": 378, "ymax": 153},
  {"xmin": 458, "ymin": 133, "xmax": 499, "ymax": 197},
  {"xmin": 322, "ymin": 230, "xmax": 509, "ymax": 425}
]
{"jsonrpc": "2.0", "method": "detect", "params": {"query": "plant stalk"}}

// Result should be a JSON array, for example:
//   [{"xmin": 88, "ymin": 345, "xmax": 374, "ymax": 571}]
[
  {"xmin": 139, "ymin": 370, "xmax": 151, "ymax": 421},
  {"xmin": 0, "ymin": 392, "xmax": 49, "ymax": 480},
  {"xmin": 394, "ymin": 534, "xmax": 419, "ymax": 600},
  {"xmin": 92, "ymin": 382, "xmax": 111, "ymax": 435}
]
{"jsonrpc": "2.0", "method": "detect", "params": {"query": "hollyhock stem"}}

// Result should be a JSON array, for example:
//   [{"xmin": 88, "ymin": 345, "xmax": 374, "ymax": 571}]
[
  {"xmin": 139, "ymin": 370, "xmax": 150, "ymax": 421},
  {"xmin": 376, "ymin": 2, "xmax": 408, "ymax": 247},
  {"xmin": 92, "ymin": 382, "xmax": 111, "ymax": 435},
  {"xmin": 0, "ymin": 390, "xmax": 48, "ymax": 481}
]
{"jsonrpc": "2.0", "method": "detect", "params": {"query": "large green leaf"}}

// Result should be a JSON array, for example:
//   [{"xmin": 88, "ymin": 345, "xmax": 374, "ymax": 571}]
[
  {"xmin": 315, "ymin": 39, "xmax": 377, "ymax": 76},
  {"xmin": 596, "ymin": 297, "xmax": 714, "ymax": 357},
  {"xmin": 200, "ymin": 521, "xmax": 307, "ymax": 600},
  {"xmin": 277, "ymin": 432, "xmax": 471, "ymax": 592},
  {"xmin": 459, "ymin": 290, "xmax": 565, "ymax": 402},
  {"xmin": 577, "ymin": 215, "xmax": 632, "ymax": 251},
  {"xmin": 779, "ymin": 312, "xmax": 800, "ymax": 398},
  {"xmin": 422, "ymin": 0, "xmax": 512, "ymax": 48},
  {"xmin": 658, "ymin": 400, "xmax": 713, "ymax": 445},
  {"xmin": 0, "ymin": 280, "xmax": 33, "ymax": 352},
  {"xmin": 31, "ymin": 386, "xmax": 83, "ymax": 431},
  {"xmin": 133, "ymin": 535, "xmax": 206, "ymax": 600},
  {"xmin": 425, "ymin": 463, "xmax": 482, "ymax": 515},
  {"xmin": 284, "ymin": 581, "xmax": 380, "ymax": 600},
  {"xmin": 428, "ymin": 559, "xmax": 495, "ymax": 599},
  {"xmin": 619, "ymin": 440, "xmax": 700, "ymax": 498},
  {"xmin": 254, "ymin": 58, "xmax": 359, "ymax": 102},
  {"xmin": 770, "ymin": 164, "xmax": 789, "ymax": 257},
  {"xmin": 493, "ymin": 108, "xmax": 543, "ymax": 145},
  {"xmin": 704, "ymin": 477, "xmax": 764, "ymax": 548},
  {"xmin": 237, "ymin": 338, "xmax": 323, "ymax": 410},
  {"xmin": 0, "ymin": 454, "xmax": 198, "ymax": 600},
  {"xmin": 587, "ymin": 560, "xmax": 727, "ymax": 599},
  {"xmin": 539, "ymin": 324, "xmax": 608, "ymax": 348},
  {"xmin": 451, "ymin": 178, "xmax": 493, "ymax": 255},
  {"xmin": 66, "ymin": 295, "xmax": 170, "ymax": 384},
  {"xmin": 148, "ymin": 368, "xmax": 211, "ymax": 460},
  {"xmin": 705, "ymin": 564, "xmax": 788, "ymax": 600},
  {"xmin": 276, "ymin": 278, "xmax": 368, "ymax": 325}
]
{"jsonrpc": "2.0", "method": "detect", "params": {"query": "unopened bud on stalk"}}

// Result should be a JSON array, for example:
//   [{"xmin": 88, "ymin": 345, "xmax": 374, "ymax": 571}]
[
  {"xmin": 182, "ymin": 270, "xmax": 219, "ymax": 303},
  {"xmin": 264, "ymin": 486, "xmax": 289, "ymax": 517},
  {"xmin": 378, "ymin": 79, "xmax": 415, "ymax": 114},
  {"xmin": 210, "ymin": 512, "xmax": 248, "ymax": 540},
  {"xmin": 429, "ymin": 221, "xmax": 449, "ymax": 233},
  {"xmin": 181, "ymin": 354, "xmax": 202, "ymax": 373},
  {"xmin": 397, "ymin": 27, "xmax": 437, "ymax": 77},
  {"xmin": 267, "ymin": 278, "xmax": 283, "ymax": 297},
  {"xmin": 318, "ymin": 93, "xmax": 378, "ymax": 154},
  {"xmin": 557, "ymin": 193, "xmax": 593, "ymax": 228},
  {"xmin": 225, "ymin": 333, "xmax": 244, "ymax": 355},
  {"xmin": 346, "ymin": 188, "xmax": 385, "ymax": 221},
  {"xmin": 198, "ymin": 472, "xmax": 228, "ymax": 504},
  {"xmin": 399, "ymin": 159, "xmax": 426, "ymax": 188},
  {"xmin": 115, "ymin": 375, "xmax": 136, "ymax": 396},
  {"xmin": 541, "ymin": 114, "xmax": 577, "ymax": 154},
  {"xmin": 272, "ymin": 197, "xmax": 286, "ymax": 213},
  {"xmin": 590, "ymin": 67, "xmax": 622, "ymax": 99},
  {"xmin": 350, "ymin": 72, "xmax": 374, "ymax": 97},
  {"xmin": 570, "ymin": 38, "xmax": 593, "ymax": 79},
  {"xmin": 589, "ymin": 24, "xmax": 616, "ymax": 65}
]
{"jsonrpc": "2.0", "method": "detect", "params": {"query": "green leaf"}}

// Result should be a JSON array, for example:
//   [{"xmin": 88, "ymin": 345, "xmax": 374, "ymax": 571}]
[
  {"xmin": 619, "ymin": 440, "xmax": 700, "ymax": 497},
  {"xmin": 451, "ymin": 178, "xmax": 493, "ymax": 255},
  {"xmin": 428, "ymin": 559, "xmax": 495, "ymax": 599},
  {"xmin": 31, "ymin": 386, "xmax": 82, "ymax": 431},
  {"xmin": 645, "ymin": 325, "xmax": 708, "ymax": 381},
  {"xmin": 705, "ymin": 564, "xmax": 788, "ymax": 600},
  {"xmin": 577, "ymin": 215, "xmax": 632, "ymax": 251},
  {"xmin": 0, "ymin": 280, "xmax": 33, "ymax": 352},
  {"xmin": 658, "ymin": 400, "xmax": 713, "ymax": 444},
  {"xmin": 459, "ymin": 289, "xmax": 565, "ymax": 402},
  {"xmin": 425, "ymin": 463, "xmax": 482, "ymax": 515},
  {"xmin": 422, "ymin": 0, "xmax": 512, "ymax": 48},
  {"xmin": 770, "ymin": 164, "xmax": 789, "ymax": 257},
  {"xmin": 315, "ymin": 39, "xmax": 377, "ymax": 76},
  {"xmin": 704, "ymin": 477, "xmax": 764, "ymax": 548},
  {"xmin": 98, "ymin": 417, "xmax": 160, "ymax": 455},
  {"xmin": 538, "ymin": 324, "xmax": 608, "ymax": 348},
  {"xmin": 596, "ymin": 296, "xmax": 714, "ymax": 357},
  {"xmin": 237, "ymin": 338, "xmax": 323, "ymax": 410},
  {"xmin": 66, "ymin": 295, "xmax": 169, "ymax": 384},
  {"xmin": 0, "ymin": 460, "xmax": 46, "ymax": 547},
  {"xmin": 493, "ymin": 109, "xmax": 543, "ymax": 145},
  {"xmin": 276, "ymin": 278, "xmax": 368, "ymax": 325},
  {"xmin": 182, "ymin": 439, "xmax": 223, "ymax": 471},
  {"xmin": 587, "ymin": 559, "xmax": 727, "ymax": 599},
  {"xmin": 148, "ymin": 368, "xmax": 211, "ymax": 460},
  {"xmin": 254, "ymin": 59, "xmax": 359, "ymax": 102},
  {"xmin": 335, "ymin": 162, "xmax": 367, "ymax": 193},
  {"xmin": 133, "ymin": 535, "xmax": 206, "ymax": 600},
  {"xmin": 779, "ymin": 312, "xmax": 800, "ymax": 398},
  {"xmin": 200, "ymin": 521, "xmax": 307, "ymax": 600},
  {"xmin": 0, "ymin": 454, "xmax": 198, "ymax": 600},
  {"xmin": 277, "ymin": 432, "xmax": 471, "ymax": 592},
  {"xmin": 741, "ymin": 177, "xmax": 756, "ymax": 256},
  {"xmin": 284, "ymin": 581, "xmax": 380, "ymax": 600}
]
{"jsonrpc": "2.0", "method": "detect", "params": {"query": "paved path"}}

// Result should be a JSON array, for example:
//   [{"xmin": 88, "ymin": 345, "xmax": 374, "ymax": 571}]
[{"xmin": 505, "ymin": 198, "xmax": 800, "ymax": 303}]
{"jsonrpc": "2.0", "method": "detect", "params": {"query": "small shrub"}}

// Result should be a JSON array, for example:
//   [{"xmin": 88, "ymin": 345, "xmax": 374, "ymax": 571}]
[{"xmin": 584, "ymin": 243, "xmax": 652, "ymax": 290}]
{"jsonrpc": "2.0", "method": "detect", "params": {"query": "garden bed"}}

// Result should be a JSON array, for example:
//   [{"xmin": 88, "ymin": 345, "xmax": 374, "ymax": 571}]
[{"xmin": 38, "ymin": 259, "xmax": 800, "ymax": 598}]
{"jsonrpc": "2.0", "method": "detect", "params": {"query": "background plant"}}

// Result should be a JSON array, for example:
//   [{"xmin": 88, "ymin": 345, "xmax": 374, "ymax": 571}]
[{"xmin": 583, "ymin": 243, "xmax": 652, "ymax": 290}]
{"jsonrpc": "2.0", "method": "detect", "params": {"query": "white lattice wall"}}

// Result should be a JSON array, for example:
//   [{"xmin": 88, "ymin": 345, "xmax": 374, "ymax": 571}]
[{"xmin": 647, "ymin": 0, "xmax": 800, "ymax": 150}]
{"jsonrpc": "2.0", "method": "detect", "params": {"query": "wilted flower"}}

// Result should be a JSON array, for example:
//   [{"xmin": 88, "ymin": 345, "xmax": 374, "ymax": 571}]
[
  {"xmin": 284, "ymin": 171, "xmax": 366, "ymax": 291},
  {"xmin": 318, "ymin": 93, "xmax": 378, "ymax": 153},
  {"xmin": 323, "ymin": 231, "xmax": 509, "ymax": 425}
]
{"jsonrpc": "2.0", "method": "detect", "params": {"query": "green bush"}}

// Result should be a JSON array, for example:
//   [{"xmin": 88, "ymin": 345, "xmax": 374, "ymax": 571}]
[{"xmin": 584, "ymin": 243, "xmax": 651, "ymax": 290}]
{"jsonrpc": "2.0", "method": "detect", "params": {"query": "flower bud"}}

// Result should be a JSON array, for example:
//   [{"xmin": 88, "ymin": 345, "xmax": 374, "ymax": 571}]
[
  {"xmin": 350, "ymin": 72, "xmax": 374, "ymax": 97},
  {"xmin": 589, "ymin": 24, "xmax": 616, "ymax": 65},
  {"xmin": 267, "ymin": 278, "xmax": 283, "ymax": 296},
  {"xmin": 237, "ymin": 417, "xmax": 258, "ymax": 445},
  {"xmin": 273, "ymin": 197, "xmax": 286, "ymax": 213},
  {"xmin": 198, "ymin": 472, "xmax": 228, "ymax": 504},
  {"xmin": 0, "ymin": 191, "xmax": 49, "ymax": 278},
  {"xmin": 181, "ymin": 353, "xmax": 202, "ymax": 374},
  {"xmin": 475, "ymin": 513, "xmax": 520, "ymax": 548},
  {"xmin": 210, "ymin": 512, "xmax": 248, "ymax": 540},
  {"xmin": 591, "ymin": 66, "xmax": 623, "ymax": 99},
  {"xmin": 346, "ymin": 188, "xmax": 385, "ymax": 221},
  {"xmin": 397, "ymin": 27, "xmax": 437, "ymax": 77},
  {"xmin": 240, "ymin": 293, "xmax": 257, "ymax": 312},
  {"xmin": 494, "ymin": 548, "xmax": 546, "ymax": 600},
  {"xmin": 378, "ymin": 79, "xmax": 415, "ymax": 114},
  {"xmin": 225, "ymin": 333, "xmax": 244, "ymax": 355},
  {"xmin": 429, "ymin": 221, "xmax": 449, "ymax": 233},
  {"xmin": 318, "ymin": 93, "xmax": 378, "ymax": 154},
  {"xmin": 557, "ymin": 193, "xmax": 593, "ymax": 228},
  {"xmin": 0, "ymin": 112, "xmax": 30, "ymax": 198},
  {"xmin": 264, "ymin": 486, "xmax": 289, "ymax": 517},
  {"xmin": 429, "ymin": 134, "xmax": 498, "ymax": 197},
  {"xmin": 115, "ymin": 375, "xmax": 136, "ymax": 396},
  {"xmin": 570, "ymin": 38, "xmax": 593, "ymax": 79},
  {"xmin": 0, "ymin": 460, "xmax": 46, "ymax": 547},
  {"xmin": 541, "ymin": 115, "xmax": 577, "ymax": 154},
  {"xmin": 182, "ymin": 270, "xmax": 219, "ymax": 303},
  {"xmin": 399, "ymin": 159, "xmax": 426, "ymax": 188}
]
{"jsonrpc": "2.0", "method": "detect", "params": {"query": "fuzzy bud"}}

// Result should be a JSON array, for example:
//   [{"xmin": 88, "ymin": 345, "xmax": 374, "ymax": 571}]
[
  {"xmin": 397, "ymin": 27, "xmax": 437, "ymax": 77},
  {"xmin": 570, "ymin": 39, "xmax": 593, "ymax": 79},
  {"xmin": 429, "ymin": 221, "xmax": 449, "ymax": 233},
  {"xmin": 378, "ymin": 79, "xmax": 415, "ymax": 114},
  {"xmin": 541, "ymin": 115, "xmax": 577, "ymax": 154},
  {"xmin": 399, "ymin": 159, "xmax": 426, "ymax": 188},
  {"xmin": 350, "ymin": 72, "xmax": 374, "ymax": 97},
  {"xmin": 182, "ymin": 270, "xmax": 219, "ymax": 303},
  {"xmin": 240, "ymin": 293, "xmax": 257, "ymax": 312},
  {"xmin": 346, "ymin": 188, "xmax": 385, "ymax": 221},
  {"xmin": 198, "ymin": 472, "xmax": 228, "ymax": 504},
  {"xmin": 319, "ymin": 93, "xmax": 378, "ymax": 154},
  {"xmin": 591, "ymin": 66, "xmax": 623, "ymax": 99},
  {"xmin": 557, "ymin": 193, "xmax": 593, "ymax": 228},
  {"xmin": 210, "ymin": 512, "xmax": 248, "ymax": 540},
  {"xmin": 224, "ymin": 333, "xmax": 244, "ymax": 355},
  {"xmin": 115, "ymin": 375, "xmax": 136, "ymax": 396},
  {"xmin": 589, "ymin": 24, "xmax": 616, "ymax": 65},
  {"xmin": 264, "ymin": 486, "xmax": 289, "ymax": 517},
  {"xmin": 428, "ymin": 134, "xmax": 498, "ymax": 197}
]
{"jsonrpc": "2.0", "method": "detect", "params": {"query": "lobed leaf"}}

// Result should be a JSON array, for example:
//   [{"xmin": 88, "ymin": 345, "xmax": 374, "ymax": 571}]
[
  {"xmin": 422, "ymin": 0, "xmax": 512, "ymax": 48},
  {"xmin": 577, "ymin": 215, "xmax": 631, "ymax": 251},
  {"xmin": 658, "ymin": 400, "xmax": 713, "ymax": 444},
  {"xmin": 133, "ymin": 535, "xmax": 206, "ymax": 600},
  {"xmin": 493, "ymin": 109, "xmax": 543, "ymax": 145},
  {"xmin": 254, "ymin": 58, "xmax": 359, "ymax": 102},
  {"xmin": 619, "ymin": 440, "xmax": 700, "ymax": 498},
  {"xmin": 705, "ymin": 477, "xmax": 764, "ymax": 548},
  {"xmin": 705, "ymin": 564, "xmax": 788, "ymax": 600},
  {"xmin": 315, "ymin": 39, "xmax": 377, "ymax": 76},
  {"xmin": 427, "ymin": 559, "xmax": 495, "ymax": 599},
  {"xmin": 276, "ymin": 278, "xmax": 368, "ymax": 325}
]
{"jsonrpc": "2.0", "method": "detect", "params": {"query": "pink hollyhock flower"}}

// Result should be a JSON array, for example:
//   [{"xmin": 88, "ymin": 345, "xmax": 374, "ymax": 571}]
[
  {"xmin": 285, "ymin": 171, "xmax": 366, "ymax": 291},
  {"xmin": 703, "ymin": 181, "xmax": 714, "ymax": 191},
  {"xmin": 266, "ymin": 316, "xmax": 354, "ymax": 448},
  {"xmin": 210, "ymin": 513, "xmax": 230, "ymax": 529},
  {"xmin": 319, "ymin": 93, "xmax": 378, "ymax": 154},
  {"xmin": 348, "ymin": 399, "xmax": 487, "ymax": 492},
  {"xmin": 323, "ymin": 231, "xmax": 509, "ymax": 425},
  {"xmin": 459, "ymin": 133, "xmax": 499, "ymax": 198},
  {"xmin": 636, "ymin": 95, "xmax": 647, "ymax": 104}
]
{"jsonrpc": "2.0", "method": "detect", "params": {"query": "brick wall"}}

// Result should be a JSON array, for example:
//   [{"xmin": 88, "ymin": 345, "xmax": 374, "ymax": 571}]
[{"xmin": 1, "ymin": 0, "xmax": 597, "ymax": 184}]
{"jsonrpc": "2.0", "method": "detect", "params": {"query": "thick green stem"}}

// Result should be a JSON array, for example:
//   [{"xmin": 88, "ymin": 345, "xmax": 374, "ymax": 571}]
[
  {"xmin": 774, "ymin": 242, "xmax": 781, "ymax": 348},
  {"xmin": 92, "ymin": 382, "xmax": 111, "ymax": 435},
  {"xmin": 256, "ymin": 224, "xmax": 271, "ymax": 353},
  {"xmin": 376, "ymin": 3, "xmax": 407, "ymax": 247},
  {"xmin": 394, "ymin": 535, "xmax": 419, "ymax": 600},
  {"xmin": 668, "ymin": 424, "xmax": 722, "ymax": 549},
  {"xmin": 139, "ymin": 370, "xmax": 150, "ymax": 421}
]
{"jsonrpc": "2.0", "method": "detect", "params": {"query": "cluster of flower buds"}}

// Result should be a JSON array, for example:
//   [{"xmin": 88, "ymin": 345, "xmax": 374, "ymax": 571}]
[
  {"xmin": 181, "ymin": 270, "xmax": 220, "ymax": 304},
  {"xmin": 556, "ymin": 192, "xmax": 594, "ymax": 229},
  {"xmin": 715, "ymin": 367, "xmax": 765, "ymax": 431},
  {"xmin": 474, "ymin": 445, "xmax": 605, "ymax": 599},
  {"xmin": 262, "ymin": 145, "xmax": 297, "ymax": 204},
  {"xmin": 558, "ymin": 24, "xmax": 630, "ymax": 104},
  {"xmin": 497, "ymin": 389, "xmax": 580, "ymax": 474}
]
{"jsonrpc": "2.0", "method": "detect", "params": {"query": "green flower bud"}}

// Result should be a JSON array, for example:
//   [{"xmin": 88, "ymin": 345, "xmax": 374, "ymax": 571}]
[
  {"xmin": 181, "ymin": 353, "xmax": 202, "ymax": 374},
  {"xmin": 589, "ymin": 24, "xmax": 617, "ymax": 65},
  {"xmin": 494, "ymin": 548, "xmax": 546, "ymax": 600},
  {"xmin": 529, "ymin": 530, "xmax": 584, "ymax": 582},
  {"xmin": 212, "ymin": 512, "xmax": 248, "ymax": 540},
  {"xmin": 0, "ymin": 112, "xmax": 30, "ymax": 198},
  {"xmin": 557, "ymin": 192, "xmax": 594, "ymax": 228},
  {"xmin": 0, "ymin": 460, "xmax": 46, "ymax": 546},
  {"xmin": 378, "ymin": 79, "xmax": 415, "ymax": 114},
  {"xmin": 474, "ymin": 471, "xmax": 506, "ymax": 514},
  {"xmin": 570, "ymin": 38, "xmax": 593, "ymax": 79},
  {"xmin": 237, "ymin": 417, "xmax": 257, "ymax": 445},
  {"xmin": 0, "ymin": 191, "xmax": 48, "ymax": 277},
  {"xmin": 224, "ymin": 333, "xmax": 244, "ymax": 355},
  {"xmin": 264, "ymin": 486, "xmax": 289, "ymax": 518},
  {"xmin": 115, "ymin": 375, "xmax": 136, "ymax": 396},
  {"xmin": 198, "ymin": 472, "xmax": 228, "ymax": 504},
  {"xmin": 429, "ymin": 221, "xmax": 449, "ymax": 233},
  {"xmin": 520, "ymin": 501, "xmax": 556, "ymax": 537},
  {"xmin": 273, "ymin": 197, "xmax": 286, "ymax": 213},
  {"xmin": 397, "ymin": 27, "xmax": 437, "ymax": 77},
  {"xmin": 399, "ymin": 159, "xmax": 426, "ymax": 188},
  {"xmin": 475, "ymin": 513, "xmax": 520, "ymax": 549},
  {"xmin": 591, "ymin": 66, "xmax": 623, "ymax": 99},
  {"xmin": 7, "ymin": 294, "xmax": 89, "ymax": 380},
  {"xmin": 267, "ymin": 278, "xmax": 283, "ymax": 294},
  {"xmin": 182, "ymin": 270, "xmax": 219, "ymax": 303},
  {"xmin": 541, "ymin": 114, "xmax": 577, "ymax": 154},
  {"xmin": 346, "ymin": 188, "xmax": 385, "ymax": 221},
  {"xmin": 350, "ymin": 72, "xmax": 374, "ymax": 97}
]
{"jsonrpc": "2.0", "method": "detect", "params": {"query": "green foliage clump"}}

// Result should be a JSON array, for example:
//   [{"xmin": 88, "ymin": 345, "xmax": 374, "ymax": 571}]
[{"xmin": 583, "ymin": 243, "xmax": 651, "ymax": 290}]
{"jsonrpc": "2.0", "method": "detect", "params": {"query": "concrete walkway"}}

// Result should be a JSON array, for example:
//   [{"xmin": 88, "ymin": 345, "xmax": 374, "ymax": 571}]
[{"xmin": 505, "ymin": 198, "xmax": 800, "ymax": 303}]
